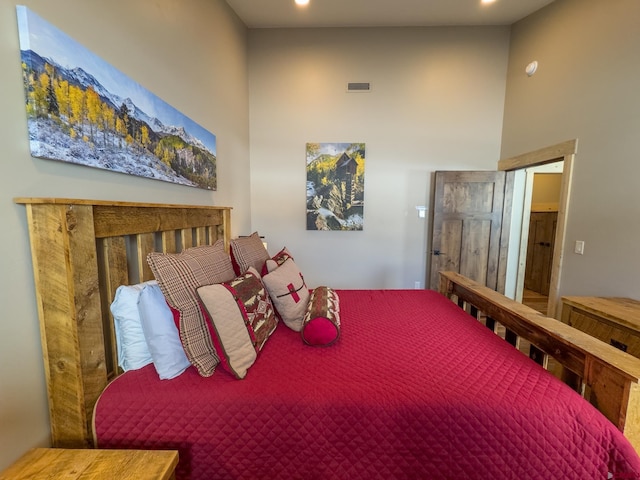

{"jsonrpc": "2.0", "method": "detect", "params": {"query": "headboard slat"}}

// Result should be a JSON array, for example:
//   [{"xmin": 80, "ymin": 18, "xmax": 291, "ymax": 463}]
[
  {"xmin": 195, "ymin": 226, "xmax": 207, "ymax": 247},
  {"xmin": 136, "ymin": 233, "xmax": 156, "ymax": 282},
  {"xmin": 161, "ymin": 230, "xmax": 177, "ymax": 254},
  {"xmin": 206, "ymin": 226, "xmax": 216, "ymax": 245},
  {"xmin": 181, "ymin": 228, "xmax": 194, "ymax": 249},
  {"xmin": 101, "ymin": 236, "xmax": 129, "ymax": 377}
]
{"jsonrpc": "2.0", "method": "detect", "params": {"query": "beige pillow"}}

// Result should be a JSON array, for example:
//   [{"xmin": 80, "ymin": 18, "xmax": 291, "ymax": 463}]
[
  {"xmin": 262, "ymin": 257, "xmax": 309, "ymax": 332},
  {"xmin": 197, "ymin": 267, "xmax": 277, "ymax": 379}
]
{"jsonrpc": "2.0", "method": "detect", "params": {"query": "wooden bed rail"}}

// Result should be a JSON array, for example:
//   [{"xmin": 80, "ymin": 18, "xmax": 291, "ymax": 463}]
[
  {"xmin": 439, "ymin": 271, "xmax": 640, "ymax": 452},
  {"xmin": 15, "ymin": 198, "xmax": 231, "ymax": 449}
]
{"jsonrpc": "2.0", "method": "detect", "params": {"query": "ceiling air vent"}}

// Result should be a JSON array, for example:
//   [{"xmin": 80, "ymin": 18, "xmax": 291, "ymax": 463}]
[{"xmin": 347, "ymin": 82, "xmax": 371, "ymax": 92}]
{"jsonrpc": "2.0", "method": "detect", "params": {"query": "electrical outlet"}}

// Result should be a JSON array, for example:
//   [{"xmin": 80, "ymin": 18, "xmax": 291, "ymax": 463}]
[
  {"xmin": 414, "ymin": 281, "xmax": 421, "ymax": 289},
  {"xmin": 574, "ymin": 240, "xmax": 585, "ymax": 255}
]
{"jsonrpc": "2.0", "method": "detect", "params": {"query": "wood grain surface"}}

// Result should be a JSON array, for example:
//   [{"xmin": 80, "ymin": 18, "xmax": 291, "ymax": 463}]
[{"xmin": 0, "ymin": 448, "xmax": 178, "ymax": 480}]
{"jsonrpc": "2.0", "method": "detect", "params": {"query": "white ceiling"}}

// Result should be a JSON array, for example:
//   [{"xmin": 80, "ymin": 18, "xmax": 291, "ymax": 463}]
[{"xmin": 225, "ymin": 0, "xmax": 555, "ymax": 29}]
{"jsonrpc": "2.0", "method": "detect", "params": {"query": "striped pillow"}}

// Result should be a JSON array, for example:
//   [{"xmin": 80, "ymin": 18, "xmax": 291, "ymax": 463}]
[{"xmin": 147, "ymin": 240, "xmax": 236, "ymax": 377}]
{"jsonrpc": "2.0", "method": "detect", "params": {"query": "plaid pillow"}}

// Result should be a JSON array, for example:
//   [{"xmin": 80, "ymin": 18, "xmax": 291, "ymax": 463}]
[
  {"xmin": 147, "ymin": 240, "xmax": 235, "ymax": 377},
  {"xmin": 230, "ymin": 232, "xmax": 270, "ymax": 275}
]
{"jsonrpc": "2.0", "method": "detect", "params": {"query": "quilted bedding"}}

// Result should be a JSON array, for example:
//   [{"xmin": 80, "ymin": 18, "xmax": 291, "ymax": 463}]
[{"xmin": 93, "ymin": 290, "xmax": 640, "ymax": 479}]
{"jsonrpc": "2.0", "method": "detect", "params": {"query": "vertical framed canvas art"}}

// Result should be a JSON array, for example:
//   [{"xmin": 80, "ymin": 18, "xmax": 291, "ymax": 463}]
[
  {"xmin": 16, "ymin": 6, "xmax": 217, "ymax": 190},
  {"xmin": 306, "ymin": 142, "xmax": 365, "ymax": 231}
]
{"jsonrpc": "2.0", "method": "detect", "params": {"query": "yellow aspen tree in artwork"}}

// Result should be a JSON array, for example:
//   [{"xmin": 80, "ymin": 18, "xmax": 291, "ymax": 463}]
[
  {"xmin": 33, "ymin": 72, "xmax": 48, "ymax": 117},
  {"xmin": 101, "ymin": 106, "xmax": 115, "ymax": 148},
  {"xmin": 69, "ymin": 85, "xmax": 86, "ymax": 136},
  {"xmin": 86, "ymin": 87, "xmax": 101, "ymax": 144},
  {"xmin": 55, "ymin": 79, "xmax": 71, "ymax": 123},
  {"xmin": 140, "ymin": 125, "xmax": 150, "ymax": 152},
  {"xmin": 16, "ymin": 5, "xmax": 218, "ymax": 190}
]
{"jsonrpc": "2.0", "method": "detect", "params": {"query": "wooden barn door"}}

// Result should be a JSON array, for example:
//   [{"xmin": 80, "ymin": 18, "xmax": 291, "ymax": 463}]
[{"xmin": 428, "ymin": 171, "xmax": 512, "ymax": 293}]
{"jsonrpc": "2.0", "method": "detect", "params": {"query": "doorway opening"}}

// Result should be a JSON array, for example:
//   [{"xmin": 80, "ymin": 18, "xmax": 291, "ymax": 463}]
[
  {"xmin": 517, "ymin": 165, "xmax": 563, "ymax": 315},
  {"xmin": 499, "ymin": 139, "xmax": 577, "ymax": 319}
]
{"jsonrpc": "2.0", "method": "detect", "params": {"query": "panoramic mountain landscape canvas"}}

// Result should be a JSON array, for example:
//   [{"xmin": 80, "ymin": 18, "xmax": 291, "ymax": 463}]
[{"xmin": 16, "ymin": 5, "xmax": 217, "ymax": 190}]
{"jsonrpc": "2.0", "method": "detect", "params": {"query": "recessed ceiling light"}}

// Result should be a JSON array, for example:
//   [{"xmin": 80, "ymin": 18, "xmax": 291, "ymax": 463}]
[{"xmin": 295, "ymin": 0, "xmax": 310, "ymax": 6}]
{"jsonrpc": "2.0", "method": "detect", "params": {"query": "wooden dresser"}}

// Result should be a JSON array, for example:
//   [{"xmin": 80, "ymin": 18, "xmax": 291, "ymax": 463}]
[{"xmin": 561, "ymin": 296, "xmax": 640, "ymax": 357}]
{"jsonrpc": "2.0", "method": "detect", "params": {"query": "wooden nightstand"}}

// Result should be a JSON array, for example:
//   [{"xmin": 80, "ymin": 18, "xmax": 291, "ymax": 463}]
[
  {"xmin": 0, "ymin": 448, "xmax": 178, "ymax": 480},
  {"xmin": 561, "ymin": 296, "xmax": 640, "ymax": 357}
]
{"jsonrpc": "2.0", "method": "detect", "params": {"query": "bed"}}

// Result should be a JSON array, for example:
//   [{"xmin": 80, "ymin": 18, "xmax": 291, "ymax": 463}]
[{"xmin": 15, "ymin": 197, "xmax": 640, "ymax": 479}]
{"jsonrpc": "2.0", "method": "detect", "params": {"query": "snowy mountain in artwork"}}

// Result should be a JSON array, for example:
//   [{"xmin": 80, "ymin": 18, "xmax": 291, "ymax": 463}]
[{"xmin": 18, "ymin": 36, "xmax": 217, "ymax": 189}]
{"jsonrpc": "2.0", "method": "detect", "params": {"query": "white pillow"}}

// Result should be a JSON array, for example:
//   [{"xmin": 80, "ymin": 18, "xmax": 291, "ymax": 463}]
[
  {"xmin": 138, "ymin": 283, "xmax": 191, "ymax": 379},
  {"xmin": 110, "ymin": 281, "xmax": 155, "ymax": 371}
]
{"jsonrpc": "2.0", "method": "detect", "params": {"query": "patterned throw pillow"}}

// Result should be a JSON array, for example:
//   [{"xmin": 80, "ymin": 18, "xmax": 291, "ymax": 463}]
[
  {"xmin": 197, "ymin": 267, "xmax": 277, "ymax": 379},
  {"xmin": 262, "ymin": 247, "xmax": 294, "ymax": 276},
  {"xmin": 230, "ymin": 232, "xmax": 270, "ymax": 275},
  {"xmin": 262, "ymin": 257, "xmax": 309, "ymax": 332},
  {"xmin": 302, "ymin": 286, "xmax": 341, "ymax": 346},
  {"xmin": 147, "ymin": 240, "xmax": 236, "ymax": 377}
]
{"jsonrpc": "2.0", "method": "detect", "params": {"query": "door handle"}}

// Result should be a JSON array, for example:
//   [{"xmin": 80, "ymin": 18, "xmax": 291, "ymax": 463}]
[
  {"xmin": 432, "ymin": 250, "xmax": 446, "ymax": 256},
  {"xmin": 537, "ymin": 242, "xmax": 551, "ymax": 247}
]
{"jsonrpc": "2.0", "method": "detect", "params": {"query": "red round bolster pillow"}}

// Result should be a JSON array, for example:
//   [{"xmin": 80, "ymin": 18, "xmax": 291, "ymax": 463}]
[{"xmin": 301, "ymin": 286, "xmax": 340, "ymax": 346}]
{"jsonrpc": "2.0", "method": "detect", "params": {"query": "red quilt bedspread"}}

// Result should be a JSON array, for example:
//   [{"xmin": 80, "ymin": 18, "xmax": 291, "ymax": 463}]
[{"xmin": 94, "ymin": 290, "xmax": 640, "ymax": 479}]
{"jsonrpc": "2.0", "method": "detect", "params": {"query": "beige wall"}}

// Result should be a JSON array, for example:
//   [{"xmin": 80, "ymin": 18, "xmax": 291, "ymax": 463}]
[
  {"xmin": 502, "ymin": 0, "xmax": 640, "ymax": 298},
  {"xmin": 0, "ymin": 0, "xmax": 249, "ymax": 469},
  {"xmin": 248, "ymin": 26, "xmax": 510, "ymax": 289}
]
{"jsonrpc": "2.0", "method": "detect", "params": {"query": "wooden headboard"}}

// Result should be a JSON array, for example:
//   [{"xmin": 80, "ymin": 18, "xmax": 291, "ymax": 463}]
[{"xmin": 15, "ymin": 198, "xmax": 231, "ymax": 448}]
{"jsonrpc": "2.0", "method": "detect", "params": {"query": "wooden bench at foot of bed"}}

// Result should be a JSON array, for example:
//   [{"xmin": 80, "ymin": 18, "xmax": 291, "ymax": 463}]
[{"xmin": 439, "ymin": 271, "xmax": 640, "ymax": 453}]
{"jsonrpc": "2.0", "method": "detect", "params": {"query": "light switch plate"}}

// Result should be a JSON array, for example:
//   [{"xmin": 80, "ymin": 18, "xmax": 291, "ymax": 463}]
[{"xmin": 574, "ymin": 240, "xmax": 585, "ymax": 255}]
